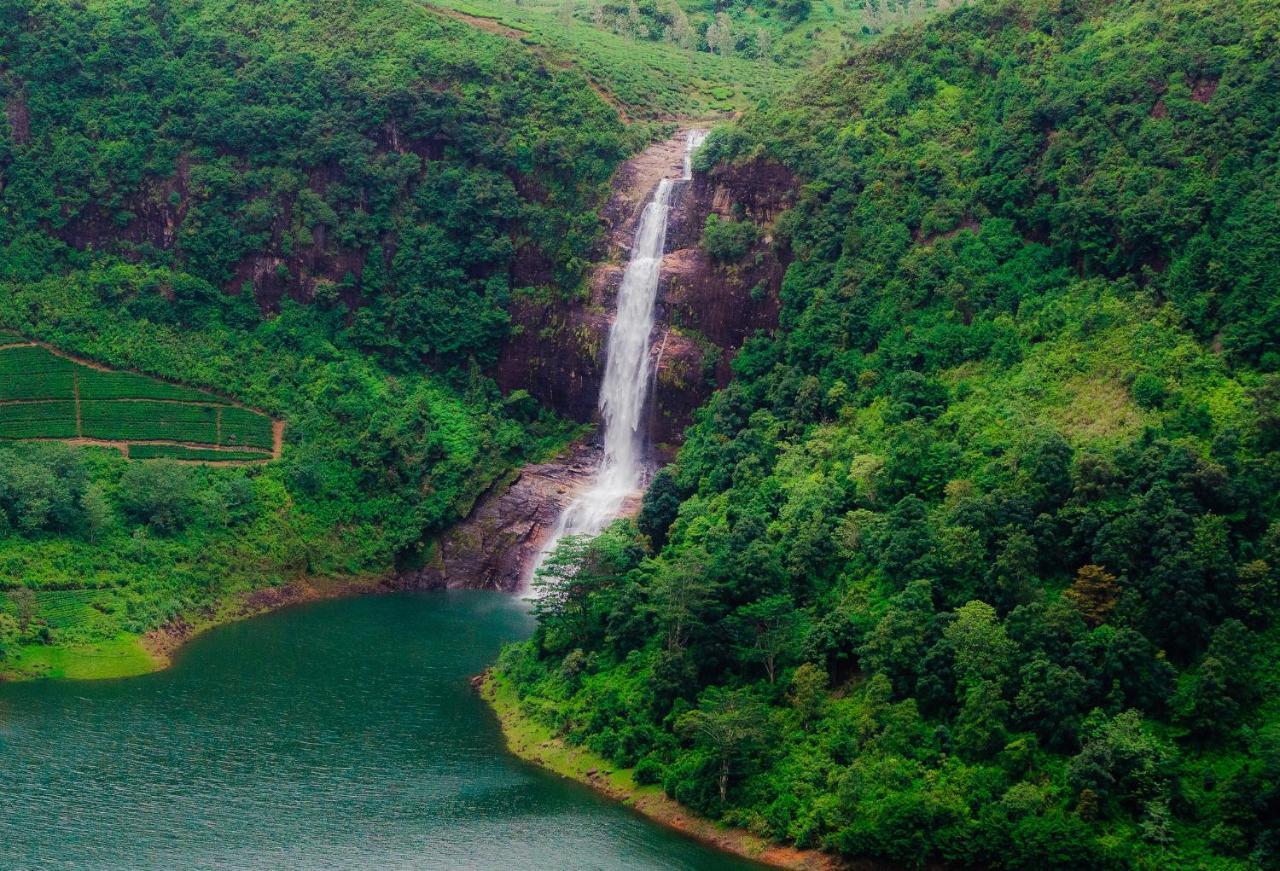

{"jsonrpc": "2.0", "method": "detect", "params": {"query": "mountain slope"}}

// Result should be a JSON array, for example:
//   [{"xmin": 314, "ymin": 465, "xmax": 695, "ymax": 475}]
[
  {"xmin": 502, "ymin": 0, "xmax": 1280, "ymax": 866},
  {"xmin": 0, "ymin": 0, "xmax": 628, "ymax": 360},
  {"xmin": 0, "ymin": 0, "xmax": 627, "ymax": 677}
]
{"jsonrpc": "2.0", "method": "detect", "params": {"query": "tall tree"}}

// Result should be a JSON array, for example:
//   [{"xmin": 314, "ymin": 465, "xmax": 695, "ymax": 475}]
[{"xmin": 677, "ymin": 688, "xmax": 769, "ymax": 804}]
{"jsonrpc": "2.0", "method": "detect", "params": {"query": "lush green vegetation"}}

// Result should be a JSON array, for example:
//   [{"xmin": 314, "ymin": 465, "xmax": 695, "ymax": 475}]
[
  {"xmin": 0, "ymin": 402, "xmax": 78, "ymax": 439},
  {"xmin": 424, "ymin": 0, "xmax": 963, "ymax": 118},
  {"xmin": 0, "ymin": 345, "xmax": 75, "ymax": 398},
  {"xmin": 701, "ymin": 213, "xmax": 760, "ymax": 262},
  {"xmin": 0, "ymin": 0, "xmax": 628, "ymax": 364},
  {"xmin": 501, "ymin": 0, "xmax": 1280, "ymax": 866},
  {"xmin": 5, "ymin": 0, "xmax": 1278, "ymax": 863},
  {"xmin": 0, "ymin": 0, "xmax": 626, "ymax": 677},
  {"xmin": 0, "ymin": 343, "xmax": 275, "ymax": 451}
]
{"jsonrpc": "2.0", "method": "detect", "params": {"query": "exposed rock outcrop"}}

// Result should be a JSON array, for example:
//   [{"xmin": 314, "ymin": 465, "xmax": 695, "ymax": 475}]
[
  {"xmin": 495, "ymin": 133, "xmax": 797, "ymax": 449},
  {"xmin": 429, "ymin": 139, "xmax": 796, "ymax": 590},
  {"xmin": 648, "ymin": 157, "xmax": 794, "ymax": 447},
  {"xmin": 4, "ymin": 90, "xmax": 31, "ymax": 146},
  {"xmin": 397, "ymin": 443, "xmax": 600, "ymax": 592}
]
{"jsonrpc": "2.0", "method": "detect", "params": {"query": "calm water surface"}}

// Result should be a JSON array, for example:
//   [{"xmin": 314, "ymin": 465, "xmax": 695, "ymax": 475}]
[{"xmin": 0, "ymin": 591, "xmax": 758, "ymax": 870}]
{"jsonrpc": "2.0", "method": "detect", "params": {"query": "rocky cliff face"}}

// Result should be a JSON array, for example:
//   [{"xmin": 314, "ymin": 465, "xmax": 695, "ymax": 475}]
[
  {"xmin": 495, "ymin": 133, "xmax": 796, "ymax": 450},
  {"xmin": 648, "ymin": 157, "xmax": 795, "ymax": 448},
  {"xmin": 429, "ymin": 137, "xmax": 796, "ymax": 592},
  {"xmin": 493, "ymin": 135, "xmax": 690, "ymax": 424},
  {"xmin": 398, "ymin": 443, "xmax": 600, "ymax": 592}
]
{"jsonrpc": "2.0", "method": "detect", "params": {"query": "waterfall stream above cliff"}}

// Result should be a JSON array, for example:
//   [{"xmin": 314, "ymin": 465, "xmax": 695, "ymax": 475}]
[{"xmin": 528, "ymin": 130, "xmax": 707, "ymax": 587}]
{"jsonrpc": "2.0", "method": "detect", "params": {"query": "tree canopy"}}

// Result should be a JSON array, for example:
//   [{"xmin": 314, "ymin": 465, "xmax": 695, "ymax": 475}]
[{"xmin": 501, "ymin": 0, "xmax": 1280, "ymax": 866}]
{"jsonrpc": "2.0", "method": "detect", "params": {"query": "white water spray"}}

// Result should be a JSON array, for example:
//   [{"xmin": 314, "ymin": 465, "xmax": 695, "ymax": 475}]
[{"xmin": 528, "ymin": 130, "xmax": 707, "ymax": 589}]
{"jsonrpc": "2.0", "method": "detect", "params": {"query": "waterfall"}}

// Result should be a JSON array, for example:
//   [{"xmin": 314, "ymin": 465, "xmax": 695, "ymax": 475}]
[{"xmin": 527, "ymin": 130, "xmax": 707, "ymax": 589}]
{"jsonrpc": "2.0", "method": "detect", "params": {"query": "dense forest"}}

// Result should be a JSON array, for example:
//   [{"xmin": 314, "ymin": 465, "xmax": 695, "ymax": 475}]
[
  {"xmin": 0, "ymin": 0, "xmax": 628, "ymax": 675},
  {"xmin": 4, "ymin": 0, "xmax": 1280, "ymax": 864},
  {"xmin": 502, "ymin": 0, "xmax": 1280, "ymax": 866}
]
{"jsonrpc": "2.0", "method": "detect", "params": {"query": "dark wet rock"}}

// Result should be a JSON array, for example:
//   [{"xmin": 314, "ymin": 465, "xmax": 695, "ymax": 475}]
[
  {"xmin": 398, "ymin": 443, "xmax": 599, "ymax": 592},
  {"xmin": 495, "ymin": 138, "xmax": 797, "ymax": 449}
]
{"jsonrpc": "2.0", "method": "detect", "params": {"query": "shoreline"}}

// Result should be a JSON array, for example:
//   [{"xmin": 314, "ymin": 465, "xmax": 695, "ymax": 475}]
[
  {"xmin": 141, "ymin": 573, "xmax": 392, "ymax": 669},
  {"xmin": 1, "ymin": 574, "xmax": 389, "ymax": 682},
  {"xmin": 477, "ymin": 668, "xmax": 845, "ymax": 871}
]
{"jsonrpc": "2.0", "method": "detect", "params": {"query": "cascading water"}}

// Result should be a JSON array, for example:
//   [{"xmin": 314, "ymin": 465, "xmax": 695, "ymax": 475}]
[{"xmin": 528, "ymin": 130, "xmax": 707, "ymax": 589}]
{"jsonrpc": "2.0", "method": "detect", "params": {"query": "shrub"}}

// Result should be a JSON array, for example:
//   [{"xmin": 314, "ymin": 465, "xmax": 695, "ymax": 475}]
[
  {"xmin": 634, "ymin": 754, "xmax": 665, "ymax": 785},
  {"xmin": 701, "ymin": 214, "xmax": 759, "ymax": 262},
  {"xmin": 117, "ymin": 461, "xmax": 197, "ymax": 535},
  {"xmin": 1132, "ymin": 373, "xmax": 1168, "ymax": 409}
]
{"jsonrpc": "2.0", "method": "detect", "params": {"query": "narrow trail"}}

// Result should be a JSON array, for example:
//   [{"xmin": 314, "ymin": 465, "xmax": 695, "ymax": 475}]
[{"xmin": 271, "ymin": 419, "xmax": 285, "ymax": 458}]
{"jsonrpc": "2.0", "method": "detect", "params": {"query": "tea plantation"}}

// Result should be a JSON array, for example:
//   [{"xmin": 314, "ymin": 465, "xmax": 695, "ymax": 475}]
[{"xmin": 0, "ymin": 342, "xmax": 275, "ymax": 461}]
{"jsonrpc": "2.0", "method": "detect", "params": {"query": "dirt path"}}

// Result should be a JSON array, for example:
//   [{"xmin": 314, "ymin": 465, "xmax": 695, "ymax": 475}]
[
  {"xmin": 432, "ymin": 4, "xmax": 529, "ymax": 39},
  {"xmin": 271, "ymin": 418, "xmax": 285, "ymax": 458}
]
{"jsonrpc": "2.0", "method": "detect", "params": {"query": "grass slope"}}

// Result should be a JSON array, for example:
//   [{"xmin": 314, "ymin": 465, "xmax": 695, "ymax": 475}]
[{"xmin": 425, "ymin": 0, "xmax": 964, "ymax": 119}]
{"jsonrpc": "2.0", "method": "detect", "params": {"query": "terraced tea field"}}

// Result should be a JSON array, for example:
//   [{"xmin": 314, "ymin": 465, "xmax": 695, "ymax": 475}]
[
  {"xmin": 0, "ymin": 588, "xmax": 120, "ymax": 637},
  {"xmin": 0, "ymin": 339, "xmax": 279, "ymax": 462}
]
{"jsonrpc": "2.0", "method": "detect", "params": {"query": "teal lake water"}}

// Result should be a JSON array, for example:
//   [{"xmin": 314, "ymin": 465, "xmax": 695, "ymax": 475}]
[{"xmin": 0, "ymin": 591, "xmax": 758, "ymax": 870}]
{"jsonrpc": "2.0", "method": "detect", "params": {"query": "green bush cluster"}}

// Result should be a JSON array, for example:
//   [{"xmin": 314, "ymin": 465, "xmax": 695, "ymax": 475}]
[{"xmin": 700, "ymin": 214, "xmax": 759, "ymax": 263}]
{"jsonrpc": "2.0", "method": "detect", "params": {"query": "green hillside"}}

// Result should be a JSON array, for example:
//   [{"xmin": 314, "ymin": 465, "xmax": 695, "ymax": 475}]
[
  {"xmin": 0, "ymin": 0, "xmax": 624, "ymax": 677},
  {"xmin": 0, "ymin": 0, "xmax": 628, "ymax": 363},
  {"xmin": 0, "ymin": 342, "xmax": 275, "ymax": 457},
  {"xmin": 501, "ymin": 0, "xmax": 1280, "ymax": 866},
  {"xmin": 4, "ymin": 0, "xmax": 1279, "ymax": 862},
  {"xmin": 423, "ymin": 0, "xmax": 967, "ymax": 118}
]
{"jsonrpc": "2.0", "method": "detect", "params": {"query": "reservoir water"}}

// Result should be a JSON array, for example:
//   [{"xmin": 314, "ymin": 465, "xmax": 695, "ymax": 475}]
[{"xmin": 0, "ymin": 591, "xmax": 757, "ymax": 870}]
